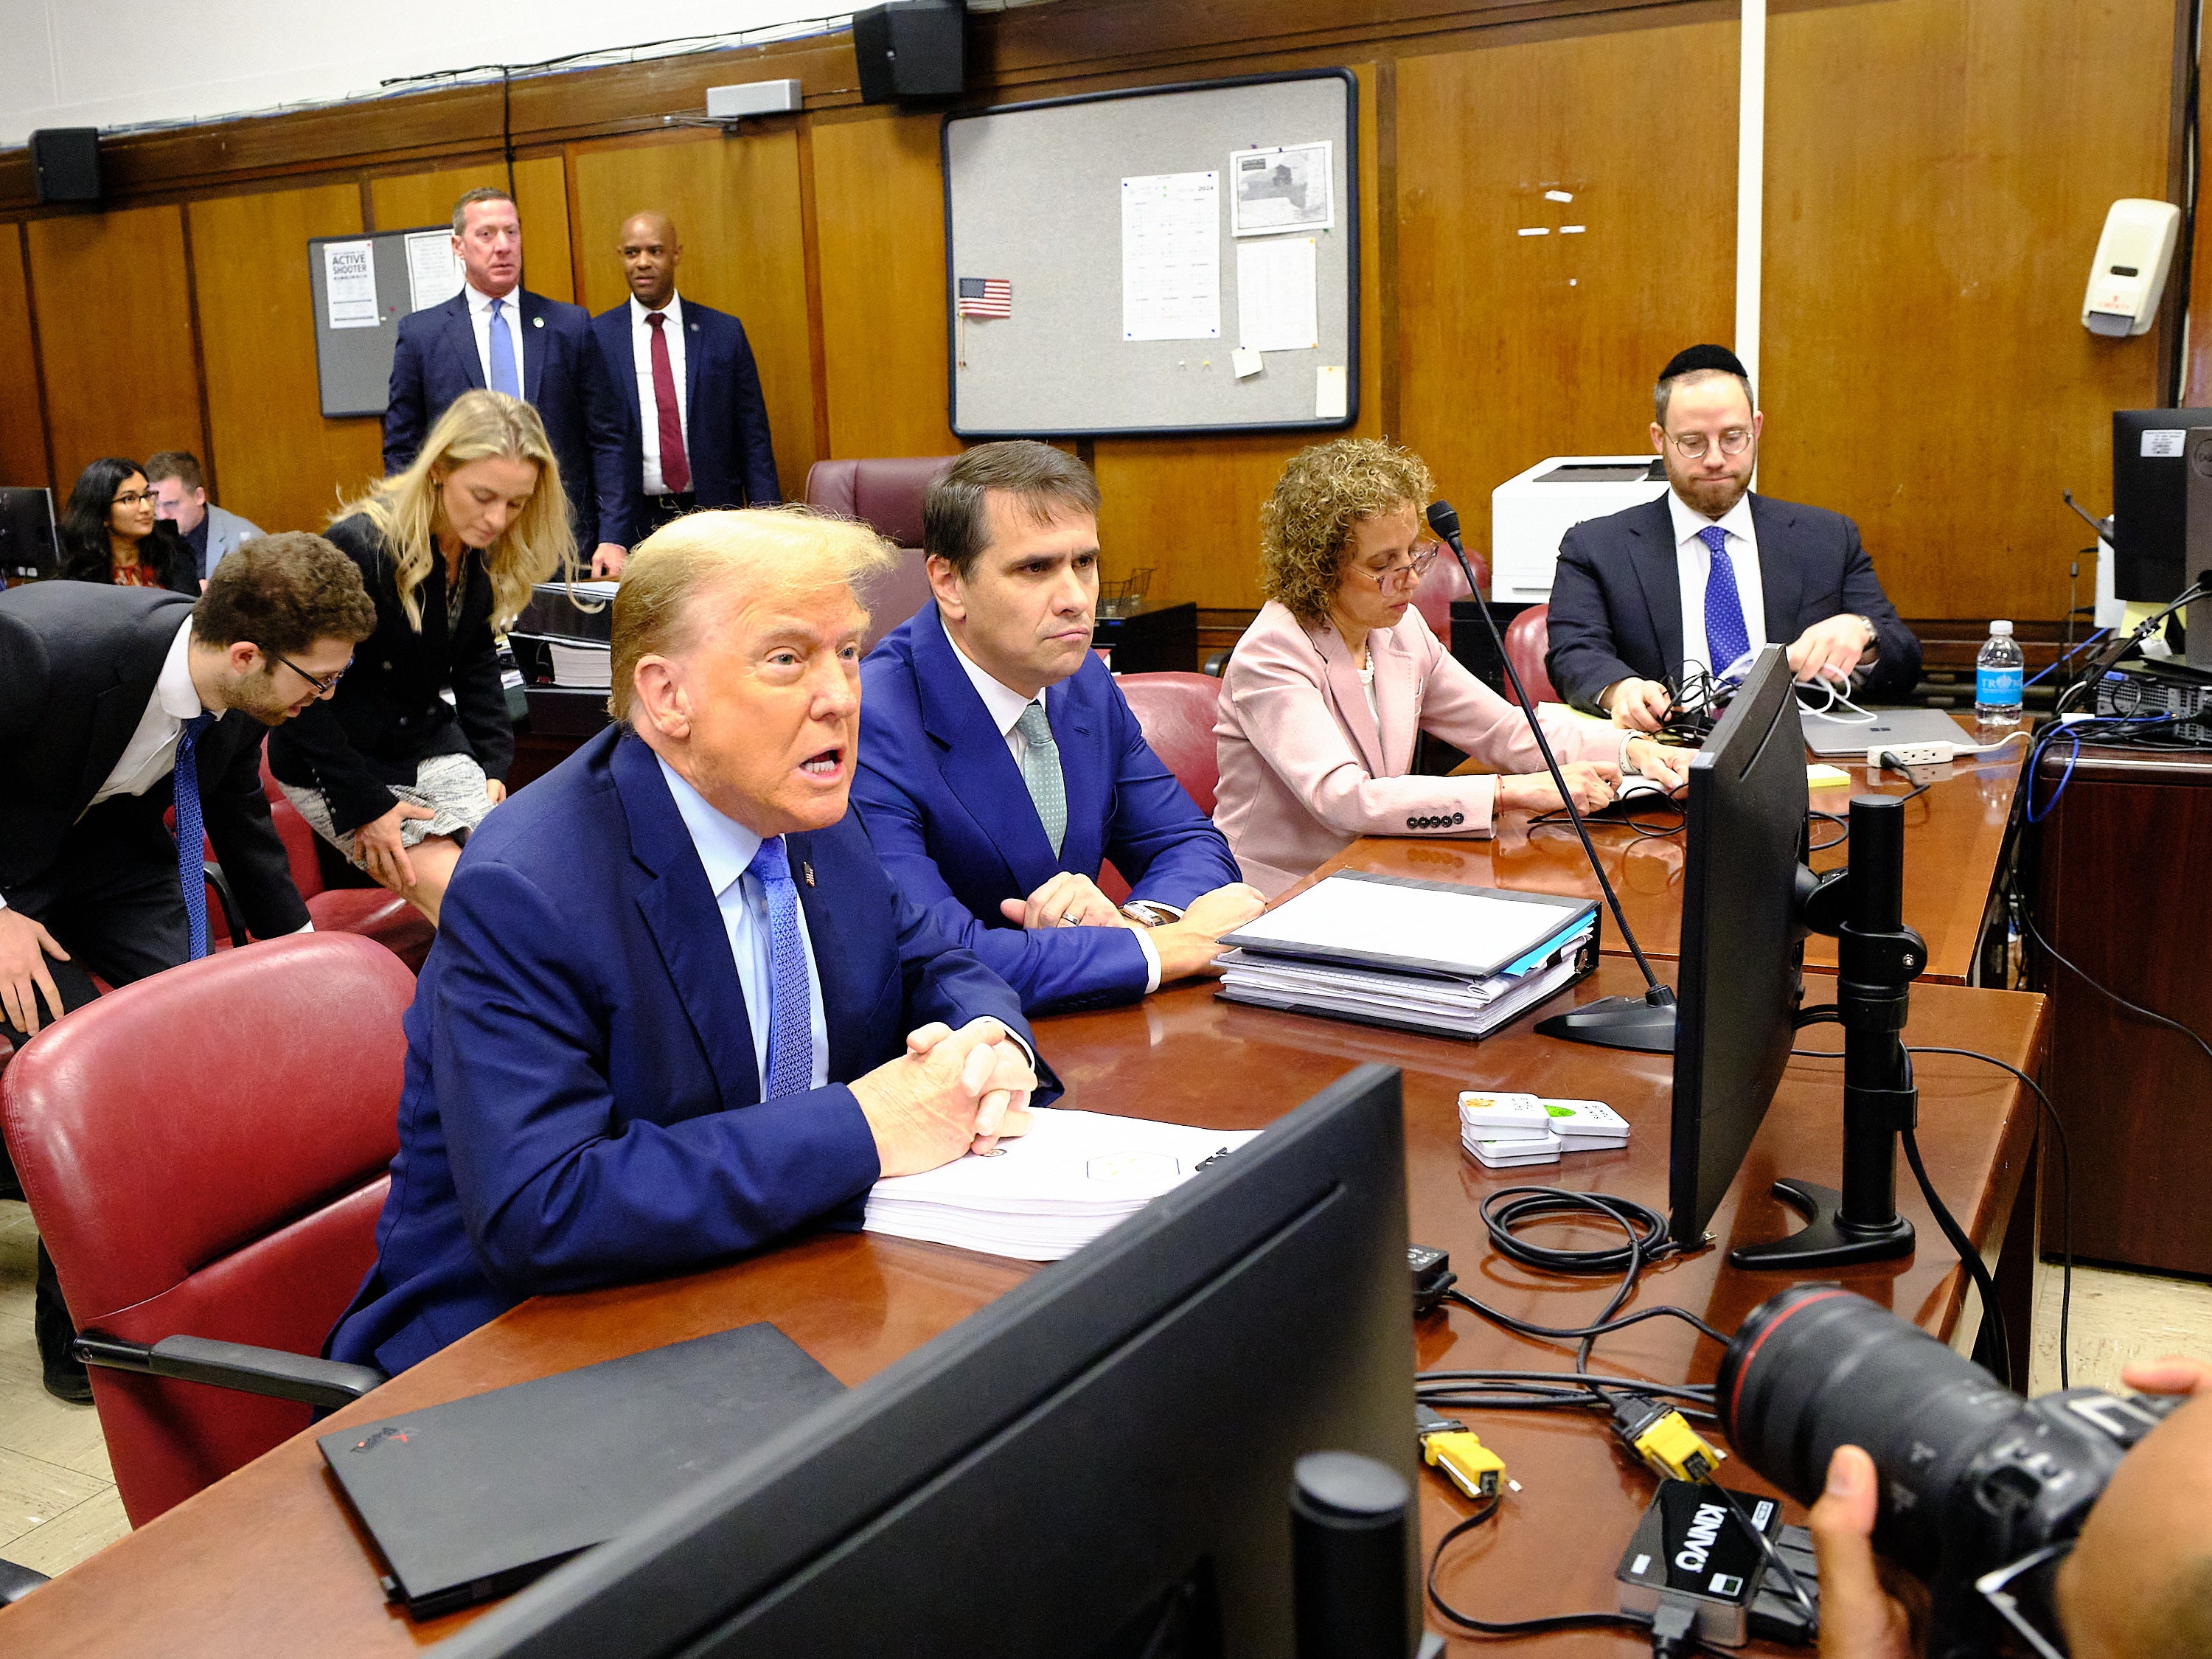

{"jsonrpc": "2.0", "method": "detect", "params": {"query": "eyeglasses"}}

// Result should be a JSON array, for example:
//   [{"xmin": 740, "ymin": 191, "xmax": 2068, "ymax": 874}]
[
  {"xmin": 111, "ymin": 490, "xmax": 159, "ymax": 509},
  {"xmin": 1666, "ymin": 428, "xmax": 1755, "ymax": 460},
  {"xmin": 273, "ymin": 652, "xmax": 347, "ymax": 695},
  {"xmin": 1368, "ymin": 541, "xmax": 1442, "ymax": 591}
]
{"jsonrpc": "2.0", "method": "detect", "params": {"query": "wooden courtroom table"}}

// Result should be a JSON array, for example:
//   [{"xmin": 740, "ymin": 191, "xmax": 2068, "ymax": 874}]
[
  {"xmin": 1326, "ymin": 736, "xmax": 2025, "ymax": 984},
  {"xmin": 0, "ymin": 960, "xmax": 2045, "ymax": 1658}
]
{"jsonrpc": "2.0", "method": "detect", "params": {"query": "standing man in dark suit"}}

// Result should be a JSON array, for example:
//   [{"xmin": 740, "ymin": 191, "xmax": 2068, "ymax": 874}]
[
  {"xmin": 854, "ymin": 442, "xmax": 1260, "ymax": 1017},
  {"xmin": 1545, "ymin": 344, "xmax": 1921, "ymax": 728},
  {"xmin": 327, "ymin": 508, "xmax": 1046, "ymax": 1377},
  {"xmin": 588, "ymin": 211, "xmax": 780, "ymax": 579},
  {"xmin": 383, "ymin": 188, "xmax": 631, "ymax": 577},
  {"xmin": 0, "ymin": 532, "xmax": 378, "ymax": 1398}
]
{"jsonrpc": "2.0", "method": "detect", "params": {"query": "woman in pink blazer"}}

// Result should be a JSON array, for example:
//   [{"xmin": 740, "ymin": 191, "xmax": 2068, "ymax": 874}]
[{"xmin": 1214, "ymin": 439, "xmax": 1694, "ymax": 896}]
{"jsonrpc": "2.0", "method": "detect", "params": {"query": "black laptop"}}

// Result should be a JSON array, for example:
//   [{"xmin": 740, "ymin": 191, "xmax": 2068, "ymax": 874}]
[{"xmin": 319, "ymin": 1322, "xmax": 846, "ymax": 1618}]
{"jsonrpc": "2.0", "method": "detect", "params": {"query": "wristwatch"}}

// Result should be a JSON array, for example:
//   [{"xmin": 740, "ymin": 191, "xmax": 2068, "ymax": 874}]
[
  {"xmin": 1851, "ymin": 615, "xmax": 1879, "ymax": 654},
  {"xmin": 1121, "ymin": 901, "xmax": 1180, "ymax": 928}
]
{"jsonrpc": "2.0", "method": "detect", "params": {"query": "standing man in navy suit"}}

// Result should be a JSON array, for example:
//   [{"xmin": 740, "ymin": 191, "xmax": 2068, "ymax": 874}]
[
  {"xmin": 1545, "ymin": 344, "xmax": 1920, "ymax": 727},
  {"xmin": 854, "ymin": 442, "xmax": 1260, "ymax": 1017},
  {"xmin": 383, "ymin": 188, "xmax": 631, "ymax": 578},
  {"xmin": 588, "ymin": 212, "xmax": 780, "ymax": 578},
  {"xmin": 328, "ymin": 508, "xmax": 1046, "ymax": 1377}
]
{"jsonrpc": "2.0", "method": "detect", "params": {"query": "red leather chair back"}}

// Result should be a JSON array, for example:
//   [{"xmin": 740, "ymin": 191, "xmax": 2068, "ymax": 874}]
[
  {"xmin": 1, "ymin": 933, "xmax": 411, "ymax": 1525},
  {"xmin": 1116, "ymin": 672, "xmax": 1224, "ymax": 817},
  {"xmin": 1410, "ymin": 545, "xmax": 1491, "ymax": 641},
  {"xmin": 1503, "ymin": 603, "xmax": 1559, "ymax": 706},
  {"xmin": 804, "ymin": 457, "xmax": 957, "ymax": 651}
]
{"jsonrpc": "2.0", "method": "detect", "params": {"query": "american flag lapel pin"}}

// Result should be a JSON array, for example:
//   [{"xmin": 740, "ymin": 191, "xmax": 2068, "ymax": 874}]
[{"xmin": 801, "ymin": 861, "xmax": 815, "ymax": 887}]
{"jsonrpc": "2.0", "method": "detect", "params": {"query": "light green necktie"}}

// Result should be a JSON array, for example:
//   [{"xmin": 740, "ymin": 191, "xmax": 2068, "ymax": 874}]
[{"xmin": 1014, "ymin": 700, "xmax": 1066, "ymax": 858}]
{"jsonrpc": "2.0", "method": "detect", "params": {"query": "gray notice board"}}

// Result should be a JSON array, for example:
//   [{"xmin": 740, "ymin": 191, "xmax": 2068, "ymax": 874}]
[
  {"xmin": 307, "ymin": 226, "xmax": 460, "ymax": 419},
  {"xmin": 944, "ymin": 70, "xmax": 1358, "ymax": 439}
]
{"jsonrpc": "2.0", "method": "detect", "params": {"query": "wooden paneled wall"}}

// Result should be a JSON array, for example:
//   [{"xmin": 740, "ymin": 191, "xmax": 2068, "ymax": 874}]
[{"xmin": 0, "ymin": 0, "xmax": 2190, "ymax": 627}]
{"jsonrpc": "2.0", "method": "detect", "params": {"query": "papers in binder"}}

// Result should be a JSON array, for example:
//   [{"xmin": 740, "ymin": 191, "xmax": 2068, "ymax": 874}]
[
  {"xmin": 863, "ymin": 1109, "xmax": 1260, "ymax": 1262},
  {"xmin": 1220, "ymin": 872, "xmax": 1592, "ymax": 979}
]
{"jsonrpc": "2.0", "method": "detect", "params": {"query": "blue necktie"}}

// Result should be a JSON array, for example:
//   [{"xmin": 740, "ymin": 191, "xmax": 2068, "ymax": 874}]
[
  {"xmin": 487, "ymin": 297, "xmax": 520, "ymax": 397},
  {"xmin": 746, "ymin": 835, "xmax": 813, "ymax": 1099},
  {"xmin": 1699, "ymin": 524, "xmax": 1752, "ymax": 677},
  {"xmin": 173, "ymin": 712, "xmax": 216, "ymax": 961}
]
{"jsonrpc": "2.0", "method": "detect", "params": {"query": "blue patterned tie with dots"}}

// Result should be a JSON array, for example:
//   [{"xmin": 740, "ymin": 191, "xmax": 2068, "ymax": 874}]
[
  {"xmin": 173, "ymin": 712, "xmax": 216, "ymax": 961},
  {"xmin": 1699, "ymin": 524, "xmax": 1752, "ymax": 676},
  {"xmin": 745, "ymin": 835, "xmax": 813, "ymax": 1099}
]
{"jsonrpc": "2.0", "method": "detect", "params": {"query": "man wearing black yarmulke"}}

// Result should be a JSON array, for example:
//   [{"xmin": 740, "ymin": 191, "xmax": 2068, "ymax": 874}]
[{"xmin": 1544, "ymin": 344, "xmax": 1920, "ymax": 729}]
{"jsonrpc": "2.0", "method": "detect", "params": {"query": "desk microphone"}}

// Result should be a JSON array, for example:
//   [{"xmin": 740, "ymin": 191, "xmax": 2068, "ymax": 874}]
[{"xmin": 1425, "ymin": 499, "xmax": 1676, "ymax": 1051}]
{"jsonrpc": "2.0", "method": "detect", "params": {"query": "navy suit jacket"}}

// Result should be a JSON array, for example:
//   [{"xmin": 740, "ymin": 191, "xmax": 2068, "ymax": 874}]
[
  {"xmin": 854, "ymin": 604, "xmax": 1242, "ymax": 1016},
  {"xmin": 327, "ymin": 725, "xmax": 1051, "ymax": 1376},
  {"xmin": 382, "ymin": 287, "xmax": 629, "ymax": 551},
  {"xmin": 1545, "ymin": 493, "xmax": 1921, "ymax": 714},
  {"xmin": 591, "ymin": 297, "xmax": 780, "ymax": 543}
]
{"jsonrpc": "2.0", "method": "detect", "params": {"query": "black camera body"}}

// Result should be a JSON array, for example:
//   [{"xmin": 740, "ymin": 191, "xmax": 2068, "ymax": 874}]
[{"xmin": 1719, "ymin": 1286, "xmax": 2179, "ymax": 1657}]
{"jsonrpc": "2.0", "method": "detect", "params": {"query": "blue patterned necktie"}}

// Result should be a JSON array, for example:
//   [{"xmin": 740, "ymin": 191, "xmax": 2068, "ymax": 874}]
[
  {"xmin": 487, "ymin": 296, "xmax": 520, "ymax": 397},
  {"xmin": 173, "ymin": 712, "xmax": 216, "ymax": 961},
  {"xmin": 1699, "ymin": 524, "xmax": 1752, "ymax": 675},
  {"xmin": 745, "ymin": 835, "xmax": 813, "ymax": 1099},
  {"xmin": 1014, "ymin": 701, "xmax": 1067, "ymax": 857}
]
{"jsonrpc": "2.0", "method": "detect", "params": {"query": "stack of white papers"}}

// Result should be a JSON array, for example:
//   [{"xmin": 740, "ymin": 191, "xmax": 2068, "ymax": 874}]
[
  {"xmin": 1215, "ymin": 872, "xmax": 1598, "ymax": 1041},
  {"xmin": 1458, "ymin": 1091, "xmax": 1632, "ymax": 1168},
  {"xmin": 863, "ymin": 1109, "xmax": 1260, "ymax": 1262},
  {"xmin": 547, "ymin": 640, "xmax": 611, "ymax": 690}
]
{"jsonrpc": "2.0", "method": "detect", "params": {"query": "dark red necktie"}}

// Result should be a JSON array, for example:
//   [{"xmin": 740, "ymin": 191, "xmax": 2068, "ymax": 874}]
[{"xmin": 647, "ymin": 311, "xmax": 690, "ymax": 493}]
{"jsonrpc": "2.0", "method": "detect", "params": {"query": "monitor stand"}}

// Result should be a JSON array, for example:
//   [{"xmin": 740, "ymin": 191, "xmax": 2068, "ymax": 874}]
[{"xmin": 1731, "ymin": 795, "xmax": 1920, "ymax": 1270}]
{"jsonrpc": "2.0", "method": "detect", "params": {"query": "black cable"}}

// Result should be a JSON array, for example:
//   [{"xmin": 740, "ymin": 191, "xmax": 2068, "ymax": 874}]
[
  {"xmin": 1902, "ymin": 1115, "xmax": 2013, "ymax": 1392},
  {"xmin": 1873, "ymin": 749, "xmax": 1933, "ymax": 804},
  {"xmin": 1479, "ymin": 1186, "xmax": 1682, "ymax": 1276},
  {"xmin": 2051, "ymin": 578, "xmax": 2211, "ymax": 717},
  {"xmin": 1425, "ymin": 1498, "xmax": 1662, "ymax": 1642},
  {"xmin": 1807, "ymin": 809, "xmax": 1848, "ymax": 852},
  {"xmin": 2022, "ymin": 911, "xmax": 2212, "ymax": 1068}
]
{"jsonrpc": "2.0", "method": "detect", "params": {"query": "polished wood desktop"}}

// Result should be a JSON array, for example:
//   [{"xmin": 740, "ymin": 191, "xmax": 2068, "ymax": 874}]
[
  {"xmin": 0, "ymin": 960, "xmax": 2046, "ymax": 1658},
  {"xmin": 1325, "ymin": 739, "xmax": 2025, "ymax": 984}
]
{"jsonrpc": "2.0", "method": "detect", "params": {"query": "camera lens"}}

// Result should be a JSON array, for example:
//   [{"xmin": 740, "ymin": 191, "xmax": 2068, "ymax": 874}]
[{"xmin": 1718, "ymin": 1285, "xmax": 2028, "ymax": 1576}]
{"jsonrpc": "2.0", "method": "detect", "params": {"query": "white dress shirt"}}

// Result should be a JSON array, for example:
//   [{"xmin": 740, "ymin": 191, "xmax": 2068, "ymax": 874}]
[
  {"xmin": 1668, "ymin": 489, "xmax": 1767, "ymax": 681},
  {"xmin": 945, "ymin": 630, "xmax": 1165, "ymax": 992},
  {"xmin": 656, "ymin": 756, "xmax": 830, "ymax": 1092},
  {"xmin": 630, "ymin": 292, "xmax": 690, "ymax": 495},
  {"xmin": 467, "ymin": 280, "xmax": 527, "ymax": 395}
]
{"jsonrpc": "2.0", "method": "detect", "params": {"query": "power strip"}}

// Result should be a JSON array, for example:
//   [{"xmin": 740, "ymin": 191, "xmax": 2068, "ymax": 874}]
[{"xmin": 1868, "ymin": 742, "xmax": 1958, "ymax": 767}]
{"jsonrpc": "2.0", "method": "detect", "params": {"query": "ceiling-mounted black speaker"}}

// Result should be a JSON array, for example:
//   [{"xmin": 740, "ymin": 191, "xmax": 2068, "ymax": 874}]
[
  {"xmin": 852, "ymin": 0, "xmax": 965, "ymax": 105},
  {"xmin": 30, "ymin": 128, "xmax": 101, "ymax": 204}
]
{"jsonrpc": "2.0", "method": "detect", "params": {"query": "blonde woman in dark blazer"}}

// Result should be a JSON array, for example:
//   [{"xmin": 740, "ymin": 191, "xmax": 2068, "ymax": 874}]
[{"xmin": 1214, "ymin": 439, "xmax": 1692, "ymax": 897}]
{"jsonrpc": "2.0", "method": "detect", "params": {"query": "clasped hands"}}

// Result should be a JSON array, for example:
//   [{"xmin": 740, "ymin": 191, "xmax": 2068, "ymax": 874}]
[
  {"xmin": 849, "ymin": 1017, "xmax": 1038, "ymax": 1177},
  {"xmin": 998, "ymin": 874, "xmax": 1266, "ymax": 982}
]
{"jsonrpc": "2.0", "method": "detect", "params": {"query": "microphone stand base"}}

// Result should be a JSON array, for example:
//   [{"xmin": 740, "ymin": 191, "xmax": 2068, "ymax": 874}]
[{"xmin": 1535, "ymin": 991, "xmax": 1677, "ymax": 1054}]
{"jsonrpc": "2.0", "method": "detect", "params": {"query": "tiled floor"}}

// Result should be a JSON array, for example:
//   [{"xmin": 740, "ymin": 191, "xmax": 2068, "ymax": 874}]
[{"xmin": 0, "ymin": 1193, "xmax": 2207, "ymax": 1583}]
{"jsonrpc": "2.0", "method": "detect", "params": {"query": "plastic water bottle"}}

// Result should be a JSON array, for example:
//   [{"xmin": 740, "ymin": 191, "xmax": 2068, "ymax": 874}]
[{"xmin": 1975, "ymin": 620, "xmax": 2025, "ymax": 733}]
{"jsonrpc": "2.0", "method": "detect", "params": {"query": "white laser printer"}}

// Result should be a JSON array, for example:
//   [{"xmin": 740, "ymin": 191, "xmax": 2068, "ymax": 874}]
[{"xmin": 1489, "ymin": 456, "xmax": 1670, "ymax": 603}]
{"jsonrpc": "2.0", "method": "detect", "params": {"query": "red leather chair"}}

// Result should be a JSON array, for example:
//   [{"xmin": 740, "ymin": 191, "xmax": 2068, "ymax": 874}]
[
  {"xmin": 1, "ymin": 933, "xmax": 406, "ymax": 1526},
  {"xmin": 1502, "ymin": 603, "xmax": 1559, "ymax": 706},
  {"xmin": 1116, "ymin": 672, "xmax": 1224, "ymax": 816},
  {"xmin": 804, "ymin": 456, "xmax": 956, "ymax": 650},
  {"xmin": 1409, "ymin": 544, "xmax": 1491, "ymax": 641},
  {"xmin": 259, "ymin": 751, "xmax": 434, "ymax": 973}
]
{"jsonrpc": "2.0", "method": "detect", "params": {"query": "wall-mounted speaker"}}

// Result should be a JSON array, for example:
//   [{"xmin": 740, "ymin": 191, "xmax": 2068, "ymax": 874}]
[
  {"xmin": 852, "ymin": 1, "xmax": 965, "ymax": 105},
  {"xmin": 30, "ymin": 128, "xmax": 101, "ymax": 204}
]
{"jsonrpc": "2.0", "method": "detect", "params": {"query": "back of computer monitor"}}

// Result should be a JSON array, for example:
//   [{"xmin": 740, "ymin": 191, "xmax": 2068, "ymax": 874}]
[
  {"xmin": 1670, "ymin": 647, "xmax": 1809, "ymax": 1247},
  {"xmin": 440, "ymin": 1064, "xmax": 1416, "ymax": 1659},
  {"xmin": 0, "ymin": 487, "xmax": 59, "ymax": 580},
  {"xmin": 2112, "ymin": 408, "xmax": 2212, "ymax": 603}
]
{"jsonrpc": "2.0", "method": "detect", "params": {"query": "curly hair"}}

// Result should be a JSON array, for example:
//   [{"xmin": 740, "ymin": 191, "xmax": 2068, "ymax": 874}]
[{"xmin": 1258, "ymin": 439, "xmax": 1435, "ymax": 622}]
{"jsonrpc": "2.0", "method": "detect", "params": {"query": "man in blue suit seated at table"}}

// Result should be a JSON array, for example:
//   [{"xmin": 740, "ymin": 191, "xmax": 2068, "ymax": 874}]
[
  {"xmin": 854, "ymin": 442, "xmax": 1262, "ymax": 1018},
  {"xmin": 383, "ymin": 187, "xmax": 631, "ymax": 579},
  {"xmin": 329, "ymin": 507, "xmax": 1048, "ymax": 1377}
]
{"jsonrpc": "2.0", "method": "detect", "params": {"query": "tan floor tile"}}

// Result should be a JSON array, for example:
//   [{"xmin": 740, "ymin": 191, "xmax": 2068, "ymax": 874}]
[
  {"xmin": 1, "ymin": 1486, "xmax": 130, "ymax": 1577},
  {"xmin": 0, "ymin": 1446, "xmax": 106, "ymax": 1543},
  {"xmin": 2030, "ymin": 1259, "xmax": 2212, "ymax": 1395}
]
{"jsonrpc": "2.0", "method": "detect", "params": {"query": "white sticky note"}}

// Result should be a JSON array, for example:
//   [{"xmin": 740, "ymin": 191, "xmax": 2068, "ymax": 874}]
[
  {"xmin": 1315, "ymin": 365, "xmax": 1348, "ymax": 420},
  {"xmin": 1232, "ymin": 347, "xmax": 1264, "ymax": 378},
  {"xmin": 1544, "ymin": 189, "xmax": 1574, "ymax": 203}
]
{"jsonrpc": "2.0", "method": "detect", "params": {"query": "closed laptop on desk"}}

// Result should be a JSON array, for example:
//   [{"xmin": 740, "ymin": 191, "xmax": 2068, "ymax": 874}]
[
  {"xmin": 319, "ymin": 1322, "xmax": 845, "ymax": 1619},
  {"xmin": 1799, "ymin": 707, "xmax": 1969, "ymax": 757}
]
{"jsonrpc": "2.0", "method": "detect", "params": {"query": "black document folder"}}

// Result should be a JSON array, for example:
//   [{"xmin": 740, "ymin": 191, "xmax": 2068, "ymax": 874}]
[{"xmin": 319, "ymin": 1321, "xmax": 845, "ymax": 1619}]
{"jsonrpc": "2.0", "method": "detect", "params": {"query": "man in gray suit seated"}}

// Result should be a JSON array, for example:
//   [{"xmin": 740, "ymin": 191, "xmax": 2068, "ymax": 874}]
[{"xmin": 147, "ymin": 451, "xmax": 262, "ymax": 589}]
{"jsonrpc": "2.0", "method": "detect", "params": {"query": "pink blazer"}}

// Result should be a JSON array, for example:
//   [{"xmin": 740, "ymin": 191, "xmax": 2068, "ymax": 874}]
[{"xmin": 1213, "ymin": 600, "xmax": 1627, "ymax": 896}]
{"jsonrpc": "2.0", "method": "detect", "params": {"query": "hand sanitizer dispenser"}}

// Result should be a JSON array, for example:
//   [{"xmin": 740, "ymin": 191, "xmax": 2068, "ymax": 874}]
[{"xmin": 2082, "ymin": 199, "xmax": 2180, "ymax": 338}]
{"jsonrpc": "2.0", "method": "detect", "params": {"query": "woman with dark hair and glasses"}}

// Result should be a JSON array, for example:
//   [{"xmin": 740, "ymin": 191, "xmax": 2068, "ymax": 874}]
[
  {"xmin": 1211, "ymin": 438, "xmax": 1695, "ymax": 897},
  {"xmin": 55, "ymin": 457, "xmax": 199, "ymax": 594}
]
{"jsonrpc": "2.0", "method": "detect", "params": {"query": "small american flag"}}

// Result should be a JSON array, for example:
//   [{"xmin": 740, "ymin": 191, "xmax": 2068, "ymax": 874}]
[{"xmin": 957, "ymin": 276, "xmax": 1012, "ymax": 318}]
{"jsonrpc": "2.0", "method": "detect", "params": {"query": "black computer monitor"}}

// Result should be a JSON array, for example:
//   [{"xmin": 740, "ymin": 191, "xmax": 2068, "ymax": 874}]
[
  {"xmin": 2111, "ymin": 408, "xmax": 2212, "ymax": 602},
  {"xmin": 1668, "ymin": 645, "xmax": 1809, "ymax": 1248},
  {"xmin": 0, "ymin": 487, "xmax": 58, "ymax": 580},
  {"xmin": 440, "ymin": 1064, "xmax": 1417, "ymax": 1659}
]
